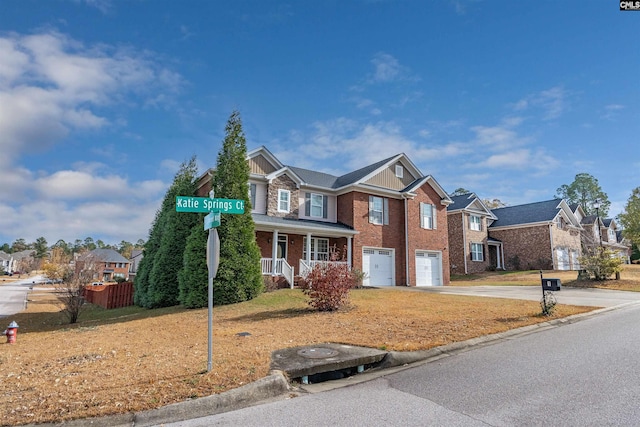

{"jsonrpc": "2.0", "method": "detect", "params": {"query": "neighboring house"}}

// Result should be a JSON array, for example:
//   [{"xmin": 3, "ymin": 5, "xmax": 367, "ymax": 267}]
[
  {"xmin": 446, "ymin": 193, "xmax": 502, "ymax": 275},
  {"xmin": 0, "ymin": 251, "xmax": 16, "ymax": 273},
  {"xmin": 76, "ymin": 248, "xmax": 131, "ymax": 282},
  {"xmin": 11, "ymin": 250, "xmax": 36, "ymax": 273},
  {"xmin": 197, "ymin": 146, "xmax": 453, "ymax": 287},
  {"xmin": 488, "ymin": 199, "xmax": 583, "ymax": 271},
  {"xmin": 601, "ymin": 219, "xmax": 631, "ymax": 262},
  {"xmin": 128, "ymin": 249, "xmax": 144, "ymax": 279}
]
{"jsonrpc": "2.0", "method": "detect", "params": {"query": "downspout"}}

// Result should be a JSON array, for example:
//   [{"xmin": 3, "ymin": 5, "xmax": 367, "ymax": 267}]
[
  {"xmin": 462, "ymin": 213, "xmax": 468, "ymax": 274},
  {"xmin": 404, "ymin": 197, "xmax": 410, "ymax": 286}
]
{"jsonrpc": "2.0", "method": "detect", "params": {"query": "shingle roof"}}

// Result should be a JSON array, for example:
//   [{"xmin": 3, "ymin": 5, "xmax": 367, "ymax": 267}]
[
  {"xmin": 581, "ymin": 215, "xmax": 598, "ymax": 225},
  {"xmin": 333, "ymin": 155, "xmax": 400, "ymax": 188},
  {"xmin": 489, "ymin": 199, "xmax": 562, "ymax": 228},
  {"xmin": 287, "ymin": 166, "xmax": 339, "ymax": 188},
  {"xmin": 602, "ymin": 218, "xmax": 614, "ymax": 227},
  {"xmin": 88, "ymin": 248, "xmax": 129, "ymax": 264},
  {"xmin": 447, "ymin": 193, "xmax": 475, "ymax": 211},
  {"xmin": 252, "ymin": 214, "xmax": 356, "ymax": 234}
]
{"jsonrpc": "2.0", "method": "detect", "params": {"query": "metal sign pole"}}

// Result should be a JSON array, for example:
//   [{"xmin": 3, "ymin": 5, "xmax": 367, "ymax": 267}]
[{"xmin": 206, "ymin": 191, "xmax": 221, "ymax": 373}]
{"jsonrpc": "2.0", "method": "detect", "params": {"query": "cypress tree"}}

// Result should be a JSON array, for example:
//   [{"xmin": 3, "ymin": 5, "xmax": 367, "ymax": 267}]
[
  {"xmin": 178, "ymin": 218, "xmax": 208, "ymax": 308},
  {"xmin": 134, "ymin": 192, "xmax": 171, "ymax": 307},
  {"xmin": 212, "ymin": 111, "xmax": 263, "ymax": 305},
  {"xmin": 147, "ymin": 157, "xmax": 200, "ymax": 308}
]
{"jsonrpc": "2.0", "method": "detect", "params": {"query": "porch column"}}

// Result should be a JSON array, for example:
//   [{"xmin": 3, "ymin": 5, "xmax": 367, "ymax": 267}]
[
  {"xmin": 306, "ymin": 233, "xmax": 312, "ymax": 263},
  {"xmin": 271, "ymin": 230, "xmax": 279, "ymax": 275},
  {"xmin": 347, "ymin": 236, "xmax": 352, "ymax": 269}
]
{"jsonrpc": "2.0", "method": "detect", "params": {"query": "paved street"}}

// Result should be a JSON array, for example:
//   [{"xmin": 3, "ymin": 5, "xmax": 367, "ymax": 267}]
[
  {"xmin": 164, "ymin": 297, "xmax": 640, "ymax": 426},
  {"xmin": 0, "ymin": 275, "xmax": 45, "ymax": 319}
]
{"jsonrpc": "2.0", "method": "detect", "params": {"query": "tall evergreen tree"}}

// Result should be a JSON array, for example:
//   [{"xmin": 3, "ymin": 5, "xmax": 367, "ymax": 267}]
[
  {"xmin": 556, "ymin": 173, "xmax": 610, "ymax": 217},
  {"xmin": 146, "ymin": 157, "xmax": 200, "ymax": 308},
  {"xmin": 212, "ymin": 111, "xmax": 263, "ymax": 305},
  {"xmin": 178, "ymin": 217, "xmax": 208, "ymax": 308}
]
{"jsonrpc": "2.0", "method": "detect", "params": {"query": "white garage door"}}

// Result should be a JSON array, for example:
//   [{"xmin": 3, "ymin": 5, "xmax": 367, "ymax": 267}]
[
  {"xmin": 416, "ymin": 251, "xmax": 442, "ymax": 286},
  {"xmin": 362, "ymin": 248, "xmax": 394, "ymax": 287}
]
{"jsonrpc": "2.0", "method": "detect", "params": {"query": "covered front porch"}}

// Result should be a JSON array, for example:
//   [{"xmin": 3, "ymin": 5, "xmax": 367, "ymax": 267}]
[{"xmin": 253, "ymin": 214, "xmax": 358, "ymax": 288}]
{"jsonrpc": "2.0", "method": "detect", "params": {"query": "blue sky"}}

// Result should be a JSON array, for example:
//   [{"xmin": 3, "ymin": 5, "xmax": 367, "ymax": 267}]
[{"xmin": 0, "ymin": 0, "xmax": 637, "ymax": 246}]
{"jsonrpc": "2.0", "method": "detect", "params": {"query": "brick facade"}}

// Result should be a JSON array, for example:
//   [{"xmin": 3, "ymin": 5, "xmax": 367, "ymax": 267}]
[
  {"xmin": 447, "ymin": 211, "xmax": 491, "ymax": 275},
  {"xmin": 489, "ymin": 225, "xmax": 553, "ymax": 270}
]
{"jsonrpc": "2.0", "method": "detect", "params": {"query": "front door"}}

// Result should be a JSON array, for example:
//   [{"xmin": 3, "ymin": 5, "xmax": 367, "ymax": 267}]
[{"xmin": 277, "ymin": 235, "xmax": 287, "ymax": 260}]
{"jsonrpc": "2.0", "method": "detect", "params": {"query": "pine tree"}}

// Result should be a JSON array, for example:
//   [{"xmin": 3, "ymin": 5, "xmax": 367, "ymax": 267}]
[
  {"xmin": 146, "ymin": 157, "xmax": 200, "ymax": 308},
  {"xmin": 178, "ymin": 217, "xmax": 209, "ymax": 308},
  {"xmin": 212, "ymin": 111, "xmax": 263, "ymax": 305}
]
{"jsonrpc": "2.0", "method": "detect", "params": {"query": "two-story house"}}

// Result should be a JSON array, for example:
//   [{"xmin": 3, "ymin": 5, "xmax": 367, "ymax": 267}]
[
  {"xmin": 446, "ymin": 193, "xmax": 502, "ymax": 275},
  {"xmin": 489, "ymin": 199, "xmax": 583, "ymax": 271},
  {"xmin": 76, "ymin": 248, "xmax": 131, "ymax": 282},
  {"xmin": 198, "ymin": 146, "xmax": 452, "ymax": 287}
]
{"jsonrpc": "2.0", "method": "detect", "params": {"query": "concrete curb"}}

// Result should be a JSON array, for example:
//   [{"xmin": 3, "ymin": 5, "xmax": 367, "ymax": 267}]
[{"xmin": 24, "ymin": 371, "xmax": 291, "ymax": 427}]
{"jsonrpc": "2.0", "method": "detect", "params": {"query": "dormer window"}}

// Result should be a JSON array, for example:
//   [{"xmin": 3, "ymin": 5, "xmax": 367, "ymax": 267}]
[{"xmin": 395, "ymin": 165, "xmax": 403, "ymax": 178}]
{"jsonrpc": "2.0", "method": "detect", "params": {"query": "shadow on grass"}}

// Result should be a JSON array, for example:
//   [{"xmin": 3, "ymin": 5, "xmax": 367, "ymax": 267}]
[
  {"xmin": 8, "ymin": 303, "xmax": 189, "ymax": 334},
  {"xmin": 225, "ymin": 307, "xmax": 315, "ymax": 322}
]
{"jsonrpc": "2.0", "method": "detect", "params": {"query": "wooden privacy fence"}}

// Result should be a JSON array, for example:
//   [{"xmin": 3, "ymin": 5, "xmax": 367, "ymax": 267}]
[{"xmin": 84, "ymin": 282, "xmax": 134, "ymax": 309}]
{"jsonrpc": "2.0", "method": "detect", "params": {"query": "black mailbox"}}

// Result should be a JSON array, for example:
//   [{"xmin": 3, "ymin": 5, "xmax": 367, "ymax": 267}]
[{"xmin": 542, "ymin": 278, "xmax": 561, "ymax": 291}]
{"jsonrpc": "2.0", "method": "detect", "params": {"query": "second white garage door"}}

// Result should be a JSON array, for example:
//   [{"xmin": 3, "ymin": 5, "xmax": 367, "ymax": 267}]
[
  {"xmin": 416, "ymin": 251, "xmax": 442, "ymax": 286},
  {"xmin": 362, "ymin": 248, "xmax": 394, "ymax": 287}
]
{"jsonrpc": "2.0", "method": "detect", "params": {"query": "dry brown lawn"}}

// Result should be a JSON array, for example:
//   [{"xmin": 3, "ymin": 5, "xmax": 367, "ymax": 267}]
[{"xmin": 5, "ymin": 266, "xmax": 634, "ymax": 426}]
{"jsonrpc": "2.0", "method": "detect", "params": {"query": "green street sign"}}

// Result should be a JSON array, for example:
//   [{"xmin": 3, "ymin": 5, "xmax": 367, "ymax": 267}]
[
  {"xmin": 204, "ymin": 211, "xmax": 221, "ymax": 230},
  {"xmin": 176, "ymin": 196, "xmax": 245, "ymax": 214}
]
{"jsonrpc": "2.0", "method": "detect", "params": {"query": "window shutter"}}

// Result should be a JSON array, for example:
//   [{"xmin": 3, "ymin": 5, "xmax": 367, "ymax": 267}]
[
  {"xmin": 420, "ymin": 202, "xmax": 425, "ymax": 229},
  {"xmin": 323, "ymin": 195, "xmax": 328, "ymax": 219},
  {"xmin": 383, "ymin": 198, "xmax": 389, "ymax": 225},
  {"xmin": 305, "ymin": 192, "xmax": 310, "ymax": 216},
  {"xmin": 368, "ymin": 196, "xmax": 374, "ymax": 223},
  {"xmin": 432, "ymin": 204, "xmax": 437, "ymax": 229}
]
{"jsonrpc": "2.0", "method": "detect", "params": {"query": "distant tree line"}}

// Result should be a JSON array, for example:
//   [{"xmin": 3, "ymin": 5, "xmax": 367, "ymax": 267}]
[{"xmin": 1, "ymin": 237, "xmax": 145, "ymax": 259}]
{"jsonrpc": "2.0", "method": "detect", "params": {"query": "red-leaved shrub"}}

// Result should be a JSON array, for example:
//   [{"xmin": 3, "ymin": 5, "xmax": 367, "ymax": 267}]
[{"xmin": 299, "ymin": 261, "xmax": 359, "ymax": 311}]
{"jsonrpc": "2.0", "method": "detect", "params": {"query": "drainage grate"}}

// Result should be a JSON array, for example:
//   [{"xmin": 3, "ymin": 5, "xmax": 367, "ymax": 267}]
[{"xmin": 297, "ymin": 347, "xmax": 340, "ymax": 359}]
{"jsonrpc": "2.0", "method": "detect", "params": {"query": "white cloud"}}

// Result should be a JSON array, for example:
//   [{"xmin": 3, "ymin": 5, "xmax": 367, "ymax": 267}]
[
  {"xmin": 601, "ymin": 104, "xmax": 624, "ymax": 120},
  {"xmin": 512, "ymin": 86, "xmax": 568, "ymax": 120},
  {"xmin": 0, "ymin": 30, "xmax": 182, "ymax": 245}
]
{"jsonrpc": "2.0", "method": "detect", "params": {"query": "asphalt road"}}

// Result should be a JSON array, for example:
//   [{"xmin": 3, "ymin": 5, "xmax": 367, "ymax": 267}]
[
  {"xmin": 165, "ymin": 298, "xmax": 640, "ymax": 426},
  {"xmin": 0, "ymin": 274, "xmax": 49, "ymax": 320}
]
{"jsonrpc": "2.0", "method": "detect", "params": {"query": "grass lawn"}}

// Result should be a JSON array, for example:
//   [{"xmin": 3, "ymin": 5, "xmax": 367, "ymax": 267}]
[{"xmin": 5, "ymin": 266, "xmax": 637, "ymax": 425}]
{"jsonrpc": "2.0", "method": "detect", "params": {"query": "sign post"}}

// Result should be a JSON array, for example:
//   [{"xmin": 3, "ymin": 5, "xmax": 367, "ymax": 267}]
[{"xmin": 176, "ymin": 193, "xmax": 244, "ymax": 372}]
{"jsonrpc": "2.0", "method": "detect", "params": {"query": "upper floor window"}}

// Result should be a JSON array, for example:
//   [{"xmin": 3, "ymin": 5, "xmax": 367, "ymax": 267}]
[
  {"xmin": 471, "ymin": 243, "xmax": 484, "ymax": 261},
  {"xmin": 395, "ymin": 165, "xmax": 404, "ymax": 178},
  {"xmin": 305, "ymin": 192, "xmax": 328, "ymax": 219},
  {"xmin": 249, "ymin": 183, "xmax": 256, "ymax": 209},
  {"xmin": 369, "ymin": 196, "xmax": 389, "ymax": 225},
  {"xmin": 420, "ymin": 202, "xmax": 437, "ymax": 229},
  {"xmin": 608, "ymin": 229, "xmax": 616, "ymax": 242},
  {"xmin": 470, "ymin": 215, "xmax": 482, "ymax": 231},
  {"xmin": 556, "ymin": 216, "xmax": 565, "ymax": 229},
  {"xmin": 278, "ymin": 189, "xmax": 290, "ymax": 213}
]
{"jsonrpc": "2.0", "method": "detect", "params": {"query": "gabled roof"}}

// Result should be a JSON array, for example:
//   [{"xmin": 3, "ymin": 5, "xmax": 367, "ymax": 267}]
[
  {"xmin": 333, "ymin": 154, "xmax": 401, "ymax": 188},
  {"xmin": 288, "ymin": 166, "xmax": 339, "ymax": 188},
  {"xmin": 402, "ymin": 175, "xmax": 452, "ymax": 204},
  {"xmin": 602, "ymin": 218, "xmax": 617, "ymax": 229},
  {"xmin": 490, "ymin": 199, "xmax": 579, "ymax": 229},
  {"xmin": 446, "ymin": 193, "xmax": 497, "ymax": 218},
  {"xmin": 247, "ymin": 146, "xmax": 284, "ymax": 170}
]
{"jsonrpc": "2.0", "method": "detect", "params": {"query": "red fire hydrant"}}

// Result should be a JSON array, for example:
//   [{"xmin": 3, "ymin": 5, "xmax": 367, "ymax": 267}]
[{"xmin": 4, "ymin": 321, "xmax": 19, "ymax": 344}]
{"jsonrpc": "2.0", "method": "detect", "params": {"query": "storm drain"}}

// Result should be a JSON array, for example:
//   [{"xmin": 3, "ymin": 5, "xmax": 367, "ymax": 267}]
[{"xmin": 270, "ymin": 343, "xmax": 388, "ymax": 385}]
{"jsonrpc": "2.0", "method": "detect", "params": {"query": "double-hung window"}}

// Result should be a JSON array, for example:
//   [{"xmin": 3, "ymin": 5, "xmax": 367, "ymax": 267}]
[
  {"xmin": 608, "ymin": 229, "xmax": 616, "ymax": 242},
  {"xmin": 369, "ymin": 196, "xmax": 389, "ymax": 225},
  {"xmin": 420, "ymin": 203, "xmax": 437, "ymax": 229},
  {"xmin": 471, "ymin": 243, "xmax": 484, "ymax": 261},
  {"xmin": 305, "ymin": 192, "xmax": 328, "ymax": 218},
  {"xmin": 278, "ymin": 189, "xmax": 290, "ymax": 213},
  {"xmin": 470, "ymin": 215, "xmax": 481, "ymax": 231}
]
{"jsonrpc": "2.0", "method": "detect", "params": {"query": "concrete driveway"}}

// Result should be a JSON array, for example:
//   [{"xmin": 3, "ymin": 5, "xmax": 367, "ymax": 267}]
[{"xmin": 409, "ymin": 285, "xmax": 640, "ymax": 307}]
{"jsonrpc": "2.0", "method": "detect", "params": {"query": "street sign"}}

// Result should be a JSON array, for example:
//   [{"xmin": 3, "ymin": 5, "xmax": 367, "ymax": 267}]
[
  {"xmin": 204, "ymin": 211, "xmax": 221, "ymax": 230},
  {"xmin": 176, "ymin": 196, "xmax": 245, "ymax": 214}
]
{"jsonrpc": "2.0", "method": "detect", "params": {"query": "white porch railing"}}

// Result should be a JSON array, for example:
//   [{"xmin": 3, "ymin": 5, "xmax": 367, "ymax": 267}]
[
  {"xmin": 299, "ymin": 260, "xmax": 349, "ymax": 278},
  {"xmin": 260, "ymin": 258, "xmax": 295, "ymax": 289}
]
